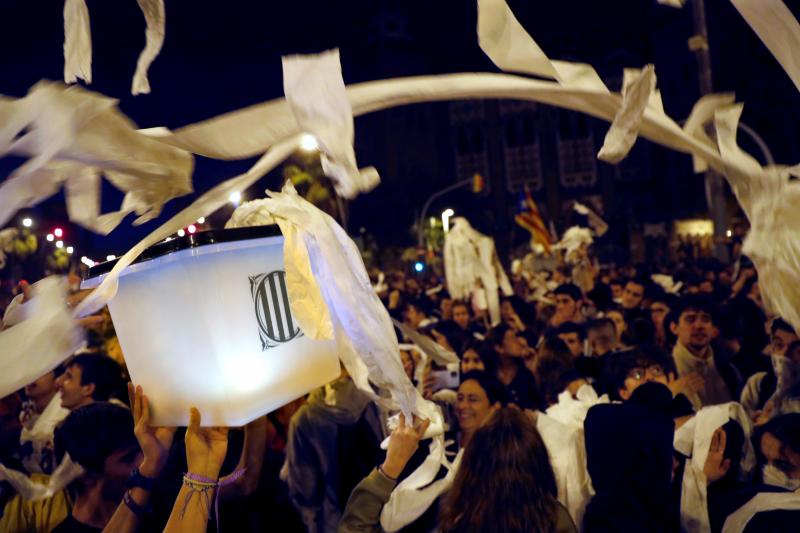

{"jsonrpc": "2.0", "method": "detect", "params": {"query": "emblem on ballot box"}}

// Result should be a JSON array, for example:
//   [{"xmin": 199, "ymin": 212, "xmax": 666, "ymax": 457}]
[{"xmin": 249, "ymin": 270, "xmax": 303, "ymax": 350}]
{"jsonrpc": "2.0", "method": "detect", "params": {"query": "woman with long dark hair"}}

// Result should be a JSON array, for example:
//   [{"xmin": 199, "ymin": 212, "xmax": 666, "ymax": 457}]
[
  {"xmin": 439, "ymin": 407, "xmax": 576, "ymax": 533},
  {"xmin": 338, "ymin": 407, "xmax": 576, "ymax": 533}
]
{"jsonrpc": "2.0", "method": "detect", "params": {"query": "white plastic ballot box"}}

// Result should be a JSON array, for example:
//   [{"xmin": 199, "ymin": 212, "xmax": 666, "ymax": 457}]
[{"xmin": 82, "ymin": 226, "xmax": 340, "ymax": 426}]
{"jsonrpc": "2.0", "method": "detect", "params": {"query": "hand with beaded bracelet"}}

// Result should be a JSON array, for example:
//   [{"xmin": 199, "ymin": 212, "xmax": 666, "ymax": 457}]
[{"xmin": 164, "ymin": 407, "xmax": 229, "ymax": 533}]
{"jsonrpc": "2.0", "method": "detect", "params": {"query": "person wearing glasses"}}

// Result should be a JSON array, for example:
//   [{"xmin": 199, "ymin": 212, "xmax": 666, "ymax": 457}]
[{"xmin": 603, "ymin": 348, "xmax": 696, "ymax": 423}]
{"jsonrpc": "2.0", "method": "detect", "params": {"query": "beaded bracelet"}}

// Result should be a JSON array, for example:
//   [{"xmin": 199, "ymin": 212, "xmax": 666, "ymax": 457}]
[{"xmin": 180, "ymin": 469, "xmax": 246, "ymax": 531}]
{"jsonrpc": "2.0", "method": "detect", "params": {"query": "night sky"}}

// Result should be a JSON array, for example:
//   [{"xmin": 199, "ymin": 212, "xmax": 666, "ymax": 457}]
[{"xmin": 2, "ymin": 0, "xmax": 799, "ymax": 257}]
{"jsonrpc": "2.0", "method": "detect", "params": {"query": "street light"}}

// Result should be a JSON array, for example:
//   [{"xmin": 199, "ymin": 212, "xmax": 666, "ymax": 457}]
[
  {"xmin": 22, "ymin": 218, "xmax": 32, "ymax": 228},
  {"xmin": 229, "ymin": 191, "xmax": 242, "ymax": 205},
  {"xmin": 55, "ymin": 240, "xmax": 64, "ymax": 249},
  {"xmin": 66, "ymin": 246, "xmax": 74, "ymax": 254},
  {"xmin": 197, "ymin": 216, "xmax": 205, "ymax": 224},
  {"xmin": 46, "ymin": 234, "xmax": 54, "ymax": 242},
  {"xmin": 106, "ymin": 255, "xmax": 116, "ymax": 261},
  {"xmin": 416, "ymin": 177, "xmax": 473, "ymax": 247},
  {"xmin": 300, "ymin": 134, "xmax": 319, "ymax": 152},
  {"xmin": 177, "ymin": 229, "xmax": 186, "ymax": 237},
  {"xmin": 442, "ymin": 208, "xmax": 455, "ymax": 233}
]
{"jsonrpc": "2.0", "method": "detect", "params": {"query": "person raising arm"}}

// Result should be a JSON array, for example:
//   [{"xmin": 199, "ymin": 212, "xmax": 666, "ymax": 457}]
[
  {"xmin": 102, "ymin": 384, "xmax": 176, "ymax": 533},
  {"xmin": 163, "ymin": 407, "xmax": 229, "ymax": 533}
]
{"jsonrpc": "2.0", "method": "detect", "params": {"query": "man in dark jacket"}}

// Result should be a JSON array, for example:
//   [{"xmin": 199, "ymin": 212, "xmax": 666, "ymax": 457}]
[{"xmin": 583, "ymin": 383, "xmax": 679, "ymax": 533}]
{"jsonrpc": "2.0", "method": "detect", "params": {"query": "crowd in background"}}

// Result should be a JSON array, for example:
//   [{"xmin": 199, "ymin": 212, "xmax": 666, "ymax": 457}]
[{"xmin": 0, "ymin": 234, "xmax": 799, "ymax": 532}]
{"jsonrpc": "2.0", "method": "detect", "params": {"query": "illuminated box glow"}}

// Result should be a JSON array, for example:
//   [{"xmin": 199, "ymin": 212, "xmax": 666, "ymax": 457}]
[{"xmin": 82, "ymin": 227, "xmax": 340, "ymax": 426}]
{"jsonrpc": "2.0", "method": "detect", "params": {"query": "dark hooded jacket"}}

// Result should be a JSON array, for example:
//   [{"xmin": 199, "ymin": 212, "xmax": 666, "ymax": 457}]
[{"xmin": 583, "ymin": 383, "xmax": 679, "ymax": 533}]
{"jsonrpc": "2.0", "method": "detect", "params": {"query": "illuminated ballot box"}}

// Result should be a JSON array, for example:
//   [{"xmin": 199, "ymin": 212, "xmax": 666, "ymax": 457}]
[{"xmin": 82, "ymin": 226, "xmax": 340, "ymax": 426}]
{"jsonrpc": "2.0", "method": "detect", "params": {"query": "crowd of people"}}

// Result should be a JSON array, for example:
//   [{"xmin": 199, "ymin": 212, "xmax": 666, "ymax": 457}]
[{"xmin": 1, "ymin": 238, "xmax": 799, "ymax": 532}]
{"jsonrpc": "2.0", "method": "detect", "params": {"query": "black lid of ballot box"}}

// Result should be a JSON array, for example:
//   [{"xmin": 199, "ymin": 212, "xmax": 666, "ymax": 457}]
[{"xmin": 84, "ymin": 225, "xmax": 282, "ymax": 279}]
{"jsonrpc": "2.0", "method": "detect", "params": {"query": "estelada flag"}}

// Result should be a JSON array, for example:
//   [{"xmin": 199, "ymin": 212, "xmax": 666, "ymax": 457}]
[{"xmin": 515, "ymin": 186, "xmax": 551, "ymax": 254}]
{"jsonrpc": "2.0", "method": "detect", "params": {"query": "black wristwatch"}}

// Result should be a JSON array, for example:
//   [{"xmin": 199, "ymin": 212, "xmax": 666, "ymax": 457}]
[{"xmin": 126, "ymin": 468, "xmax": 156, "ymax": 491}]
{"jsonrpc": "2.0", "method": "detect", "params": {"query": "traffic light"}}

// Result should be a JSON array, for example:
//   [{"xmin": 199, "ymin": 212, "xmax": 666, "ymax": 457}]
[{"xmin": 472, "ymin": 173, "xmax": 486, "ymax": 194}]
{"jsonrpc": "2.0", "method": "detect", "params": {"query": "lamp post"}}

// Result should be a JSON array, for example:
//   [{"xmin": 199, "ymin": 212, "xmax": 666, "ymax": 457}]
[
  {"xmin": 690, "ymin": 0, "xmax": 731, "ymax": 262},
  {"xmin": 416, "ymin": 178, "xmax": 473, "ymax": 247},
  {"xmin": 689, "ymin": 0, "xmax": 777, "ymax": 260},
  {"xmin": 737, "ymin": 122, "xmax": 775, "ymax": 166}
]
